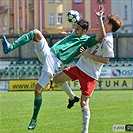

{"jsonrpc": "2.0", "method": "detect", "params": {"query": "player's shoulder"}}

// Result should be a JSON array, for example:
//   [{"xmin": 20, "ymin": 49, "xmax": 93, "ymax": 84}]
[
  {"xmin": 104, "ymin": 33, "xmax": 113, "ymax": 41},
  {"xmin": 101, "ymin": 32, "xmax": 113, "ymax": 45}
]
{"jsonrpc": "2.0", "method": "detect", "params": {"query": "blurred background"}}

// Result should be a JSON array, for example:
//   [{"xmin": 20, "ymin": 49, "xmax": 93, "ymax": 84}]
[{"xmin": 0, "ymin": 0, "xmax": 133, "ymax": 91}]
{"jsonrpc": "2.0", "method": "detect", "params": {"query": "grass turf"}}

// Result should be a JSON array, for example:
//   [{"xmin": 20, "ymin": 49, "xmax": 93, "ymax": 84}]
[{"xmin": 0, "ymin": 90, "xmax": 132, "ymax": 133}]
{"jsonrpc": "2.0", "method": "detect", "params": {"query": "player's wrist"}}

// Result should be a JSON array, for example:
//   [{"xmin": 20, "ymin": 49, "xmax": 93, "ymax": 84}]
[{"xmin": 98, "ymin": 17, "xmax": 103, "ymax": 20}]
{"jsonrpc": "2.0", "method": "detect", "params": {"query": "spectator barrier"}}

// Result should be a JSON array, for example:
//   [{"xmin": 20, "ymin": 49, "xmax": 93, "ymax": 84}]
[{"xmin": 0, "ymin": 60, "xmax": 133, "ymax": 91}]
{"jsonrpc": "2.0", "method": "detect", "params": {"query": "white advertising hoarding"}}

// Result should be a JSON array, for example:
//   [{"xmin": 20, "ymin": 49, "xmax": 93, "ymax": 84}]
[
  {"xmin": 100, "ymin": 66, "xmax": 133, "ymax": 78},
  {"xmin": 111, "ymin": 67, "xmax": 133, "ymax": 78}
]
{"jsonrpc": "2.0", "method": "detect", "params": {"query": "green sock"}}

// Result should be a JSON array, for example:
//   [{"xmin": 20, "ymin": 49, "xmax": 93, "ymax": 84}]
[
  {"xmin": 32, "ymin": 96, "xmax": 42, "ymax": 121},
  {"xmin": 10, "ymin": 30, "xmax": 35, "ymax": 52}
]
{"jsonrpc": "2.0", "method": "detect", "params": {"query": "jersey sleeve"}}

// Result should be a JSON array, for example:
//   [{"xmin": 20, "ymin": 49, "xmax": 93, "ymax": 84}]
[{"xmin": 102, "ymin": 39, "xmax": 114, "ymax": 58}]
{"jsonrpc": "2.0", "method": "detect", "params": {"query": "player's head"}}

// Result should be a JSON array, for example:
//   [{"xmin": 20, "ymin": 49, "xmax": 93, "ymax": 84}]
[
  {"xmin": 104, "ymin": 14, "xmax": 123, "ymax": 33},
  {"xmin": 74, "ymin": 19, "xmax": 90, "ymax": 36},
  {"xmin": 77, "ymin": 19, "xmax": 90, "ymax": 32}
]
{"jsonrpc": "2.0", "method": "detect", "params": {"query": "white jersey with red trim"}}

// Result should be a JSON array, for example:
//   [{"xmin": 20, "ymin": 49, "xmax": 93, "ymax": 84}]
[{"xmin": 76, "ymin": 32, "xmax": 114, "ymax": 80}]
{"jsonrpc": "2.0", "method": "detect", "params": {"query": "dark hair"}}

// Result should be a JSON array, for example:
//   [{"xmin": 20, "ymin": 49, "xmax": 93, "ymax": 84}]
[
  {"xmin": 77, "ymin": 19, "xmax": 90, "ymax": 31},
  {"xmin": 107, "ymin": 14, "xmax": 123, "ymax": 32}
]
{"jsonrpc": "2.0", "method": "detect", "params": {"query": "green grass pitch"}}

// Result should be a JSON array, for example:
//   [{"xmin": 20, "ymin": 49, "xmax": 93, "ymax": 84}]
[{"xmin": 0, "ymin": 90, "xmax": 132, "ymax": 133}]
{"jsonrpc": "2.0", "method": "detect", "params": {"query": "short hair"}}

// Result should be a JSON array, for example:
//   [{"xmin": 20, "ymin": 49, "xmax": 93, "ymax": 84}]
[
  {"xmin": 107, "ymin": 14, "xmax": 123, "ymax": 32},
  {"xmin": 77, "ymin": 19, "xmax": 90, "ymax": 31}
]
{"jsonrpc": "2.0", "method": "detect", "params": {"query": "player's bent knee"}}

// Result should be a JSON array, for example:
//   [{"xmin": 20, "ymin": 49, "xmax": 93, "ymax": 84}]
[
  {"xmin": 34, "ymin": 83, "xmax": 43, "ymax": 96},
  {"xmin": 53, "ymin": 77, "xmax": 58, "ymax": 84},
  {"xmin": 34, "ymin": 29, "xmax": 43, "ymax": 41},
  {"xmin": 34, "ymin": 29, "xmax": 40, "ymax": 34}
]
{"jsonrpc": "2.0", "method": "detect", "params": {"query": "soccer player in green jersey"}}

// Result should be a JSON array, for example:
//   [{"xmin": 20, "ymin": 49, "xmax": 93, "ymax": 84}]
[{"xmin": 2, "ymin": 5, "xmax": 105, "ymax": 130}]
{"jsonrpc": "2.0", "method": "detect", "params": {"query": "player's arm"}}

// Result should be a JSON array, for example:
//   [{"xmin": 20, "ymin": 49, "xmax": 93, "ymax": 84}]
[
  {"xmin": 95, "ymin": 5, "xmax": 106, "ymax": 41},
  {"xmin": 80, "ymin": 47, "xmax": 109, "ymax": 64},
  {"xmin": 87, "ymin": 54, "xmax": 109, "ymax": 64}
]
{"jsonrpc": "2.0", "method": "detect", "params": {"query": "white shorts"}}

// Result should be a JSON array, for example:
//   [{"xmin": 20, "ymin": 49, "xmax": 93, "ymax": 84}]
[{"xmin": 34, "ymin": 37, "xmax": 62, "ymax": 88}]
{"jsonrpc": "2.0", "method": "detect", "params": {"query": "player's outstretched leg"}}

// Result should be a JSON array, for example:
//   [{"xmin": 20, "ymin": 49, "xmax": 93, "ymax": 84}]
[
  {"xmin": 67, "ymin": 96, "xmax": 80, "ymax": 109},
  {"xmin": 2, "ymin": 30, "xmax": 35, "ymax": 54}
]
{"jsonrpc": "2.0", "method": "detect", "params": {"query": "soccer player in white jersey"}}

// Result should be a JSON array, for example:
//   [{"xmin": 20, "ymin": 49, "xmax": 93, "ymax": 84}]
[{"xmin": 53, "ymin": 14, "xmax": 123, "ymax": 133}]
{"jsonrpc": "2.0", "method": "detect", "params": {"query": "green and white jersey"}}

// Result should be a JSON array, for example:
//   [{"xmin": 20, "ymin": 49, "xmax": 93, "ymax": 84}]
[{"xmin": 50, "ymin": 30, "xmax": 98, "ymax": 64}]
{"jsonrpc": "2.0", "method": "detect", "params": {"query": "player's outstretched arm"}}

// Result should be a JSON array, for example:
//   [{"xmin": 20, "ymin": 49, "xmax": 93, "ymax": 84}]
[{"xmin": 95, "ymin": 5, "xmax": 106, "ymax": 41}]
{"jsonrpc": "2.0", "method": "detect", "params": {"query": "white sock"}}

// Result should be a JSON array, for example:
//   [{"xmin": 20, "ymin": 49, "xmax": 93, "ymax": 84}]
[
  {"xmin": 59, "ymin": 82, "xmax": 75, "ymax": 100},
  {"xmin": 82, "ymin": 106, "xmax": 90, "ymax": 133}
]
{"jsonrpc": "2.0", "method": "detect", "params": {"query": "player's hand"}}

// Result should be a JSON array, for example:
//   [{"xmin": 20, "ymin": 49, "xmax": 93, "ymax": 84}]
[
  {"xmin": 95, "ymin": 5, "xmax": 105, "ymax": 18},
  {"xmin": 80, "ymin": 47, "xmax": 90, "ymax": 58},
  {"xmin": 59, "ymin": 31, "xmax": 70, "ymax": 35},
  {"xmin": 59, "ymin": 31, "xmax": 67, "ymax": 34}
]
